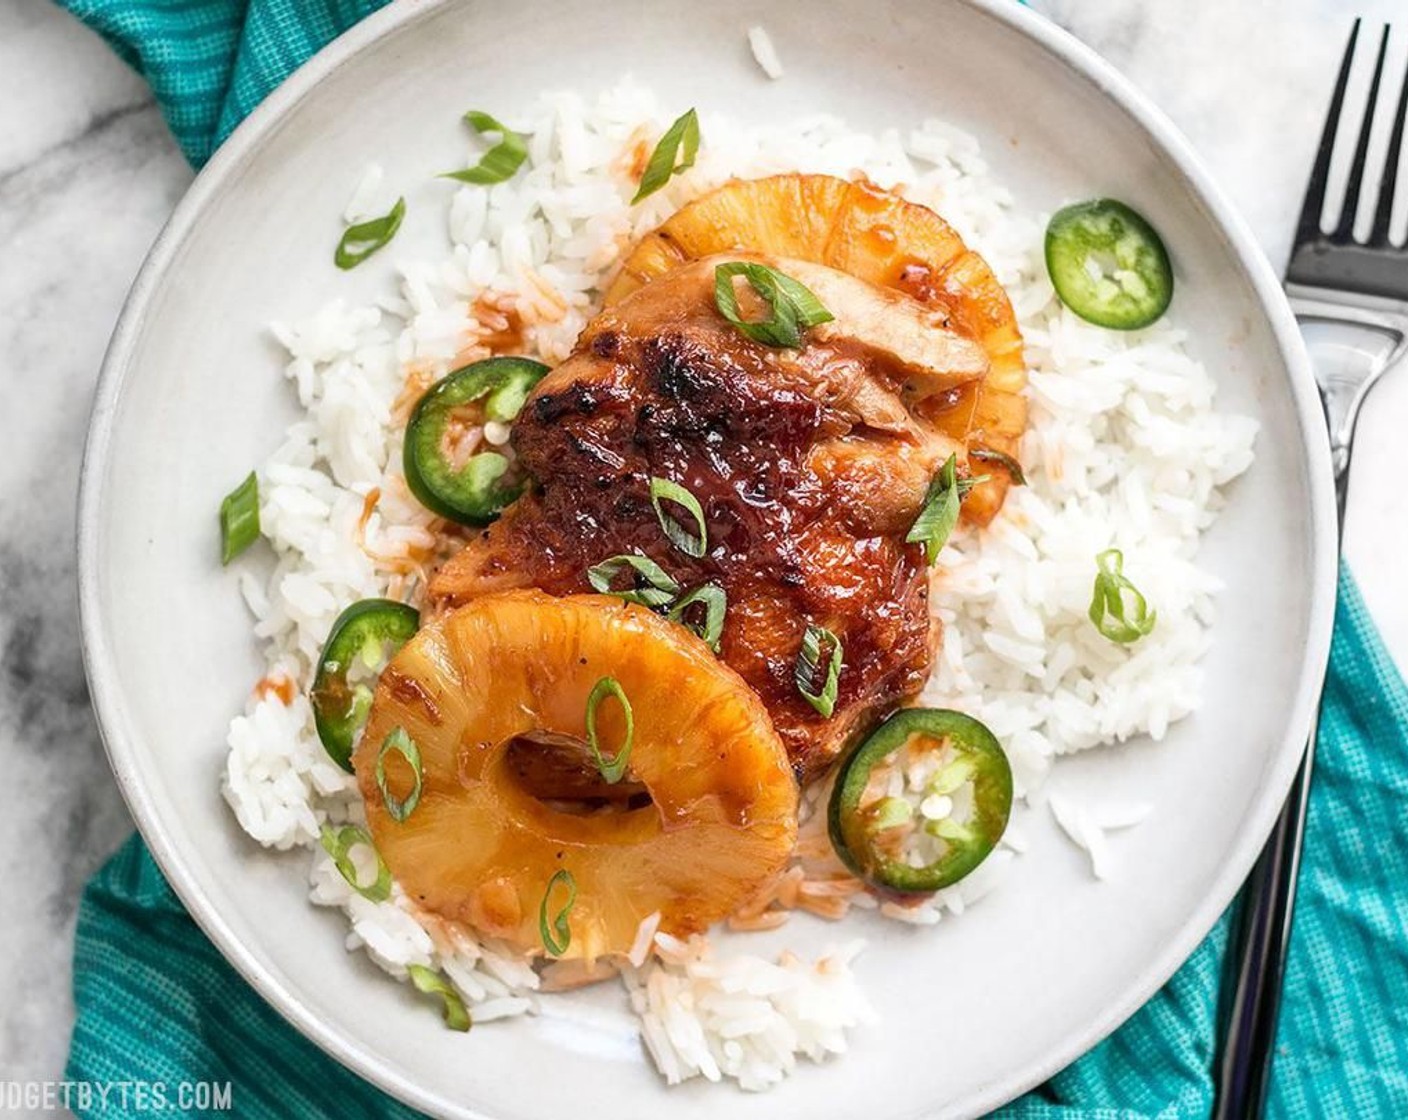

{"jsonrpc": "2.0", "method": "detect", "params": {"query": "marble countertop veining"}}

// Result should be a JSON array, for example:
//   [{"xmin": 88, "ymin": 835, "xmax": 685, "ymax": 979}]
[{"xmin": 2, "ymin": 0, "xmax": 1406, "ymax": 1098}]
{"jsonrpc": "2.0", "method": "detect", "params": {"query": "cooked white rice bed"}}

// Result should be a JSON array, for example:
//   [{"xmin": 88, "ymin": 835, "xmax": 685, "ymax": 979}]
[{"xmin": 221, "ymin": 79, "xmax": 1256, "ymax": 1090}]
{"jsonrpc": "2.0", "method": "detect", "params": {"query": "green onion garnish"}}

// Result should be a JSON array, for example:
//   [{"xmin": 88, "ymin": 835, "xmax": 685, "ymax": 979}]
[
  {"xmin": 587, "ymin": 553, "xmax": 680, "ymax": 607},
  {"xmin": 713, "ymin": 261, "xmax": 834, "ymax": 348},
  {"xmin": 795, "ymin": 624, "xmax": 843, "ymax": 719},
  {"xmin": 585, "ymin": 676, "xmax": 634, "ymax": 784},
  {"xmin": 970, "ymin": 446, "xmax": 1026, "ymax": 487},
  {"xmin": 407, "ymin": 965, "xmax": 471, "ymax": 1032},
  {"xmin": 632, "ymin": 109, "xmax": 701, "ymax": 203},
  {"xmin": 219, "ymin": 471, "xmax": 261, "ymax": 565},
  {"xmin": 539, "ymin": 869, "xmax": 577, "ymax": 957},
  {"xmin": 319, "ymin": 823, "xmax": 392, "ymax": 903},
  {"xmin": 334, "ymin": 197, "xmax": 406, "ymax": 270},
  {"xmin": 1088, "ymin": 548, "xmax": 1158, "ymax": 644},
  {"xmin": 375, "ymin": 726, "xmax": 423, "ymax": 823},
  {"xmin": 668, "ymin": 584, "xmax": 726, "ymax": 652},
  {"xmin": 906, "ymin": 455, "xmax": 988, "ymax": 566},
  {"xmin": 649, "ymin": 477, "xmax": 708, "ymax": 558},
  {"xmin": 440, "ymin": 111, "xmax": 528, "ymax": 185}
]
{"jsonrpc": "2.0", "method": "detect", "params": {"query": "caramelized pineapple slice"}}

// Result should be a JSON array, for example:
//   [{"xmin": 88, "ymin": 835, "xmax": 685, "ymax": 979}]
[
  {"xmin": 355, "ymin": 591, "xmax": 798, "ymax": 961},
  {"xmin": 608, "ymin": 173, "xmax": 1027, "ymax": 523}
]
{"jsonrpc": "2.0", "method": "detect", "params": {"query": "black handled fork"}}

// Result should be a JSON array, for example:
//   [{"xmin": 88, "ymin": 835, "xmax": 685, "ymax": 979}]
[{"xmin": 1214, "ymin": 20, "xmax": 1408, "ymax": 1120}]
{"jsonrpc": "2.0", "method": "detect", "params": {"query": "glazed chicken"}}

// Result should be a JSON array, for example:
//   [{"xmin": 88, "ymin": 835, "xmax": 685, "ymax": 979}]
[
  {"xmin": 429, "ymin": 252, "xmax": 994, "ymax": 778},
  {"xmin": 608, "ymin": 173, "xmax": 1028, "ymax": 525},
  {"xmin": 361, "ymin": 175, "xmax": 1028, "ymax": 954}
]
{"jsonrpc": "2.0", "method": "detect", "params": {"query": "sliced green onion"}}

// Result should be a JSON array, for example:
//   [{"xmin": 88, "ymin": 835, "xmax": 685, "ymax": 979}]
[
  {"xmin": 334, "ymin": 197, "xmax": 406, "ymax": 270},
  {"xmin": 713, "ymin": 261, "xmax": 834, "ymax": 348},
  {"xmin": 905, "ymin": 455, "xmax": 988, "ymax": 566},
  {"xmin": 632, "ymin": 109, "xmax": 701, "ymax": 203},
  {"xmin": 585, "ymin": 676, "xmax": 634, "ymax": 784},
  {"xmin": 668, "ymin": 584, "xmax": 726, "ymax": 652},
  {"xmin": 319, "ymin": 824, "xmax": 392, "ymax": 903},
  {"xmin": 375, "ymin": 726, "xmax": 423, "ymax": 823},
  {"xmin": 440, "ymin": 111, "xmax": 528, "ymax": 185},
  {"xmin": 407, "ymin": 965, "xmax": 471, "ymax": 1032},
  {"xmin": 587, "ymin": 553, "xmax": 680, "ymax": 607},
  {"xmin": 795, "ymin": 624, "xmax": 843, "ymax": 719},
  {"xmin": 539, "ymin": 869, "xmax": 577, "ymax": 957},
  {"xmin": 970, "ymin": 446, "xmax": 1026, "ymax": 487},
  {"xmin": 219, "ymin": 471, "xmax": 261, "ymax": 565},
  {"xmin": 1088, "ymin": 548, "xmax": 1158, "ymax": 644},
  {"xmin": 649, "ymin": 477, "xmax": 708, "ymax": 558}
]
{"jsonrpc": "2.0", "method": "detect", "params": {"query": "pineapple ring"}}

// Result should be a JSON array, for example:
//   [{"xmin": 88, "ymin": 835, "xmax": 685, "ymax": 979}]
[
  {"xmin": 355, "ymin": 590, "xmax": 798, "ymax": 961},
  {"xmin": 607, "ymin": 173, "xmax": 1027, "ymax": 524}
]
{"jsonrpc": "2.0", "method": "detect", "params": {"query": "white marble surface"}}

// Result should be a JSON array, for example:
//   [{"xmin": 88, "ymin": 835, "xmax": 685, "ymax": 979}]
[{"xmin": 1, "ymin": 0, "xmax": 1406, "ymax": 1097}]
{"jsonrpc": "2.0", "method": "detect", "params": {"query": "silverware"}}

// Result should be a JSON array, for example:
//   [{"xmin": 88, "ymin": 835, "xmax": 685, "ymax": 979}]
[{"xmin": 1214, "ymin": 19, "xmax": 1408, "ymax": 1119}]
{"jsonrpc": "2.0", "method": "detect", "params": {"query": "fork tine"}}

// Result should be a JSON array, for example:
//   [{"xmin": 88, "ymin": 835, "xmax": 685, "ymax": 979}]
[
  {"xmin": 1370, "ymin": 30, "xmax": 1408, "ymax": 246},
  {"xmin": 1298, "ymin": 20, "xmax": 1362, "ymax": 246},
  {"xmin": 1334, "ymin": 26, "xmax": 1391, "ymax": 242}
]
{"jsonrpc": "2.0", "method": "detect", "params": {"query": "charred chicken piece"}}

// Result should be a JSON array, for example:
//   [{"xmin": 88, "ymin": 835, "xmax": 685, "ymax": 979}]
[{"xmin": 430, "ymin": 255, "xmax": 987, "ymax": 778}]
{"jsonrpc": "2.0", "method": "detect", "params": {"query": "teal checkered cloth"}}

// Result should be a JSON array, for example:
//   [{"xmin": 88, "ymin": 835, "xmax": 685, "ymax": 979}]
[
  {"xmin": 62, "ymin": 0, "xmax": 393, "ymax": 165},
  {"xmin": 60, "ymin": 2, "xmax": 1408, "ymax": 1115}
]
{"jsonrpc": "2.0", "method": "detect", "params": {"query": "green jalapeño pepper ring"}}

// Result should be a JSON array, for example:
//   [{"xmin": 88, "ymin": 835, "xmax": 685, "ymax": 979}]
[
  {"xmin": 1044, "ymin": 198, "xmax": 1173, "ymax": 331},
  {"xmin": 403, "ymin": 356, "xmax": 549, "ymax": 524},
  {"xmin": 828, "ymin": 708, "xmax": 1013, "ymax": 894},
  {"xmin": 310, "ymin": 599, "xmax": 420, "ymax": 771}
]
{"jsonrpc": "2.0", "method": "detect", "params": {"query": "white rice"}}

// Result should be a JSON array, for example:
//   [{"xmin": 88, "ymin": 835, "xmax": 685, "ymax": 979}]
[
  {"xmin": 747, "ymin": 27, "xmax": 785, "ymax": 80},
  {"xmin": 623, "ymin": 936, "xmax": 874, "ymax": 1091},
  {"xmin": 343, "ymin": 163, "xmax": 388, "ymax": 224},
  {"xmin": 221, "ymin": 77, "xmax": 1256, "ymax": 1090},
  {"xmin": 1048, "ymin": 793, "xmax": 1154, "ymax": 881}
]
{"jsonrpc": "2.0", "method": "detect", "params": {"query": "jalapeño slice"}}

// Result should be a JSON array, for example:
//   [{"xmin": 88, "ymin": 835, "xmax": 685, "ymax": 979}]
[
  {"xmin": 403, "ymin": 356, "xmax": 548, "ymax": 524},
  {"xmin": 1045, "ymin": 198, "xmax": 1173, "ymax": 330},
  {"xmin": 310, "ymin": 598, "xmax": 420, "ymax": 771},
  {"xmin": 828, "ymin": 708, "xmax": 1012, "ymax": 894}
]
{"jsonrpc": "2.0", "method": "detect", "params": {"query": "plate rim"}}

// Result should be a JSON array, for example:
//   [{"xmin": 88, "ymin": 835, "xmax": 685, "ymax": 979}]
[{"xmin": 76, "ymin": 1, "xmax": 1338, "ymax": 1116}]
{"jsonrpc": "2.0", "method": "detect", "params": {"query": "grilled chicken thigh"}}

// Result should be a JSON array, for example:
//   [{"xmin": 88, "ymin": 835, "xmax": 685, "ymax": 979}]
[{"xmin": 430, "ymin": 255, "xmax": 988, "ymax": 777}]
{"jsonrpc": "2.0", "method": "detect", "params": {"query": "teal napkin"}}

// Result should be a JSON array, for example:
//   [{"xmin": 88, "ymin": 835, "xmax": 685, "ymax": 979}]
[
  {"xmin": 62, "ymin": 0, "xmax": 393, "ymax": 165},
  {"xmin": 61, "ymin": 2, "xmax": 1408, "ymax": 1115}
]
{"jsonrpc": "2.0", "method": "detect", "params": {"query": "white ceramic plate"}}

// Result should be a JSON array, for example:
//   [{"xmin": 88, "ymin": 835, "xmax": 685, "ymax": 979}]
[{"xmin": 78, "ymin": 1, "xmax": 1336, "ymax": 1116}]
